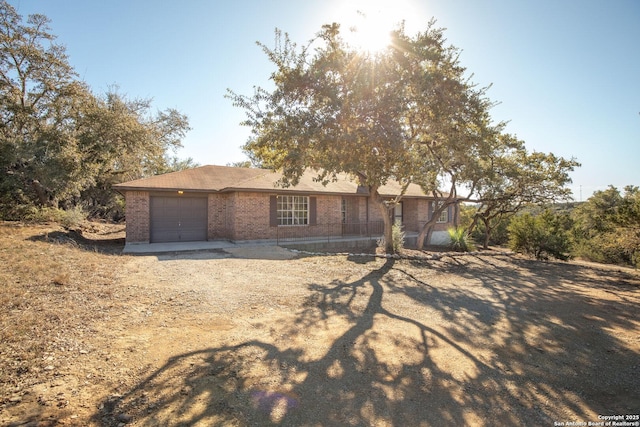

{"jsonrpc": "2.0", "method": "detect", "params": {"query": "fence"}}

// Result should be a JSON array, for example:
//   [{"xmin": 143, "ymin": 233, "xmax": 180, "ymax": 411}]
[{"xmin": 275, "ymin": 221, "xmax": 385, "ymax": 245}]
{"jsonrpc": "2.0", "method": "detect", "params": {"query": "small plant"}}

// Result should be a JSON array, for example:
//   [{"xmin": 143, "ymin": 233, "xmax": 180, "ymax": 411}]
[
  {"xmin": 59, "ymin": 206, "xmax": 87, "ymax": 229},
  {"xmin": 448, "ymin": 227, "xmax": 476, "ymax": 252},
  {"xmin": 378, "ymin": 222, "xmax": 405, "ymax": 253}
]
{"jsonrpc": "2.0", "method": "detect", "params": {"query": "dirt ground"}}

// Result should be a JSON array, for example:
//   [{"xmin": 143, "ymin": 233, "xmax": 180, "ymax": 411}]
[{"xmin": 1, "ymin": 223, "xmax": 639, "ymax": 426}]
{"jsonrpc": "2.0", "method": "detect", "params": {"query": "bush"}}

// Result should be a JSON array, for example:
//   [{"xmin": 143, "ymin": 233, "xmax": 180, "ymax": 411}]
[
  {"xmin": 378, "ymin": 222, "xmax": 405, "ymax": 253},
  {"xmin": 448, "ymin": 227, "xmax": 476, "ymax": 252},
  {"xmin": 508, "ymin": 210, "xmax": 571, "ymax": 260},
  {"xmin": 24, "ymin": 206, "xmax": 86, "ymax": 229},
  {"xmin": 573, "ymin": 229, "xmax": 640, "ymax": 268}
]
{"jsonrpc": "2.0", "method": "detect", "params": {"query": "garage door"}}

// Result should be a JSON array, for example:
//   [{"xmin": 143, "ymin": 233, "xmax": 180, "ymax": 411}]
[{"xmin": 150, "ymin": 196, "xmax": 208, "ymax": 243}]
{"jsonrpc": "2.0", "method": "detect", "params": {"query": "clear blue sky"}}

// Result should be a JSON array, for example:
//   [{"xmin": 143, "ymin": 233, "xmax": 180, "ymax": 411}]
[{"xmin": 9, "ymin": 0, "xmax": 640, "ymax": 200}]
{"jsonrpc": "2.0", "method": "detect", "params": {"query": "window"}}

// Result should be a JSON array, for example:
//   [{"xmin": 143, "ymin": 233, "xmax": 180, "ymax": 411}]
[
  {"xmin": 341, "ymin": 198, "xmax": 347, "ymax": 223},
  {"xmin": 277, "ymin": 195, "xmax": 309, "ymax": 225},
  {"xmin": 437, "ymin": 208, "xmax": 448, "ymax": 223},
  {"xmin": 432, "ymin": 202, "xmax": 449, "ymax": 223},
  {"xmin": 393, "ymin": 202, "xmax": 403, "ymax": 225}
]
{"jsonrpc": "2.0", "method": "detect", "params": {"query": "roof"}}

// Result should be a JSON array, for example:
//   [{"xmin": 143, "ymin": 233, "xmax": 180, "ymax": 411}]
[{"xmin": 113, "ymin": 165, "xmax": 435, "ymax": 198}]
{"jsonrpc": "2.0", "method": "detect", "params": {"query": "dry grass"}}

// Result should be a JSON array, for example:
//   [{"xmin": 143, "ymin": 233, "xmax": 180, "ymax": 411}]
[
  {"xmin": 2, "ymin": 221, "xmax": 639, "ymax": 426},
  {"xmin": 0, "ymin": 222, "xmax": 125, "ymax": 399}
]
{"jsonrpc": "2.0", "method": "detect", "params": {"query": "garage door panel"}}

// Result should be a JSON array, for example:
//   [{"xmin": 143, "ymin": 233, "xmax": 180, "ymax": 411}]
[
  {"xmin": 150, "ymin": 196, "xmax": 207, "ymax": 243},
  {"xmin": 176, "ymin": 198, "xmax": 208, "ymax": 242}
]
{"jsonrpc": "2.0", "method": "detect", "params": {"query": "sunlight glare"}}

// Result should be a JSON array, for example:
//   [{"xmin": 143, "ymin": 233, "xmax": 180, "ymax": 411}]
[{"xmin": 336, "ymin": 0, "xmax": 419, "ymax": 54}]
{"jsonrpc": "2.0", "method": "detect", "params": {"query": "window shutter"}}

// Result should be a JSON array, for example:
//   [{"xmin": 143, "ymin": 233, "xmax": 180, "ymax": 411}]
[
  {"xmin": 309, "ymin": 197, "xmax": 317, "ymax": 225},
  {"xmin": 447, "ymin": 205, "xmax": 452, "ymax": 223},
  {"xmin": 269, "ymin": 195, "xmax": 278, "ymax": 227}
]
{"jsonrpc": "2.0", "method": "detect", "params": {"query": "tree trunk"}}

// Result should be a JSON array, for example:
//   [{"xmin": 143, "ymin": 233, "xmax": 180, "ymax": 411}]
[
  {"xmin": 453, "ymin": 202, "xmax": 460, "ymax": 227},
  {"xmin": 416, "ymin": 228, "xmax": 427, "ymax": 249},
  {"xmin": 416, "ymin": 224, "xmax": 434, "ymax": 250},
  {"xmin": 467, "ymin": 214, "xmax": 480, "ymax": 237},
  {"xmin": 417, "ymin": 206, "xmax": 445, "ymax": 250},
  {"xmin": 31, "ymin": 179, "xmax": 50, "ymax": 207},
  {"xmin": 370, "ymin": 185, "xmax": 394, "ymax": 253},
  {"xmin": 378, "ymin": 202, "xmax": 394, "ymax": 253},
  {"xmin": 482, "ymin": 218, "xmax": 491, "ymax": 249}
]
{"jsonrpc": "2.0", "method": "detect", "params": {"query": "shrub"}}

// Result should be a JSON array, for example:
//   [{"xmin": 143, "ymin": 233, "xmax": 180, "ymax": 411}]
[
  {"xmin": 448, "ymin": 227, "xmax": 476, "ymax": 252},
  {"xmin": 508, "ymin": 210, "xmax": 571, "ymax": 260},
  {"xmin": 573, "ymin": 228, "xmax": 640, "ymax": 268},
  {"xmin": 378, "ymin": 222, "xmax": 405, "ymax": 253},
  {"xmin": 571, "ymin": 186, "xmax": 640, "ymax": 268},
  {"xmin": 24, "ymin": 206, "xmax": 86, "ymax": 229}
]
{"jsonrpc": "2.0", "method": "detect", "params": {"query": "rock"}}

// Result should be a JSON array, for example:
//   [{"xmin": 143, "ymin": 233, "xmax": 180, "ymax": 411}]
[{"xmin": 116, "ymin": 413, "xmax": 133, "ymax": 423}]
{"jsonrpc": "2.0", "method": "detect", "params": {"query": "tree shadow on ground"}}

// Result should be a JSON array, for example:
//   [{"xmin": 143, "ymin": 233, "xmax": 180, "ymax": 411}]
[
  {"xmin": 92, "ymin": 256, "xmax": 640, "ymax": 426},
  {"xmin": 399, "ymin": 255, "xmax": 640, "ymax": 416},
  {"xmin": 27, "ymin": 229, "xmax": 124, "ymax": 254}
]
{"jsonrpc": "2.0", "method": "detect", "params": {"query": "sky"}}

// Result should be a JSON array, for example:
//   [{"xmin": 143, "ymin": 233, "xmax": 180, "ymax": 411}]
[{"xmin": 8, "ymin": 0, "xmax": 640, "ymax": 201}]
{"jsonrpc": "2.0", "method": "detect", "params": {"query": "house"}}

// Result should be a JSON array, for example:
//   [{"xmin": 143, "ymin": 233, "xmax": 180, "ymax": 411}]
[{"xmin": 113, "ymin": 165, "xmax": 458, "ymax": 246}]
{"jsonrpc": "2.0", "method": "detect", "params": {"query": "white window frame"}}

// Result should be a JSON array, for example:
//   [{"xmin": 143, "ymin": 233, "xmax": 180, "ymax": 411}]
[
  {"xmin": 432, "ymin": 202, "xmax": 449, "ymax": 223},
  {"xmin": 437, "ymin": 208, "xmax": 448, "ymax": 223},
  {"xmin": 277, "ymin": 195, "xmax": 309, "ymax": 226}
]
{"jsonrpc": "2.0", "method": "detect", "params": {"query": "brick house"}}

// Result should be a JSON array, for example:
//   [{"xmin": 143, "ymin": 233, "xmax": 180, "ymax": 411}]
[{"xmin": 114, "ymin": 165, "xmax": 458, "ymax": 246}]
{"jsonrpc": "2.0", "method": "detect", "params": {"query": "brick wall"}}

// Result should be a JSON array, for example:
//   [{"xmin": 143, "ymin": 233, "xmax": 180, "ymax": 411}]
[
  {"xmin": 124, "ymin": 191, "xmax": 150, "ymax": 243},
  {"xmin": 357, "ymin": 197, "xmax": 368, "ymax": 222},
  {"xmin": 316, "ymin": 195, "xmax": 342, "ymax": 225},
  {"xmin": 124, "ymin": 188, "xmax": 460, "ymax": 244},
  {"xmin": 208, "ymin": 193, "xmax": 232, "ymax": 240},
  {"xmin": 366, "ymin": 198, "xmax": 387, "ymax": 222},
  {"xmin": 230, "ymin": 192, "xmax": 272, "ymax": 240},
  {"xmin": 416, "ymin": 199, "xmax": 430, "ymax": 228},
  {"xmin": 230, "ymin": 192, "xmax": 346, "ymax": 241},
  {"xmin": 403, "ymin": 199, "xmax": 419, "ymax": 232}
]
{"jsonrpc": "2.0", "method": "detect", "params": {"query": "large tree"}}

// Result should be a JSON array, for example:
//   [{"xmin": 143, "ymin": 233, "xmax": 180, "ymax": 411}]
[
  {"xmin": 228, "ymin": 22, "xmax": 497, "ymax": 252},
  {"xmin": 467, "ymin": 134, "xmax": 580, "ymax": 249},
  {"xmin": 0, "ymin": 1, "xmax": 190, "ymax": 218},
  {"xmin": 77, "ymin": 90, "xmax": 190, "ymax": 218},
  {"xmin": 0, "ymin": 1, "xmax": 89, "ymax": 209}
]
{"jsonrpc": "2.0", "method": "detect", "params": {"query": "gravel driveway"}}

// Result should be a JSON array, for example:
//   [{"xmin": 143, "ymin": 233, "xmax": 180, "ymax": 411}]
[{"xmin": 88, "ymin": 250, "xmax": 640, "ymax": 426}]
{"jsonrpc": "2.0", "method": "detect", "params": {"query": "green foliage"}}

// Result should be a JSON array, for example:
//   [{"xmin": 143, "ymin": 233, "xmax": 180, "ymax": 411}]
[
  {"xmin": 0, "ymin": 2, "xmax": 191, "ymax": 220},
  {"xmin": 478, "ymin": 219, "xmax": 510, "ymax": 246},
  {"xmin": 447, "ymin": 227, "xmax": 476, "ymax": 252},
  {"xmin": 467, "ymin": 134, "xmax": 580, "ymax": 248},
  {"xmin": 228, "ymin": 21, "xmax": 499, "ymax": 253},
  {"xmin": 458, "ymin": 204, "xmax": 476, "ymax": 230},
  {"xmin": 378, "ymin": 223, "xmax": 405, "ymax": 253},
  {"xmin": 508, "ymin": 210, "xmax": 571, "ymax": 260},
  {"xmin": 572, "ymin": 186, "xmax": 640, "ymax": 267},
  {"xmin": 226, "ymin": 160, "xmax": 253, "ymax": 168},
  {"xmin": 462, "ymin": 205, "xmax": 509, "ymax": 247},
  {"xmin": 24, "ymin": 206, "xmax": 86, "ymax": 229}
]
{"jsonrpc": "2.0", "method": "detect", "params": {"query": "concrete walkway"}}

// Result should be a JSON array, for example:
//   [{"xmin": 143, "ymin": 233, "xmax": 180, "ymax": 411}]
[
  {"xmin": 122, "ymin": 239, "xmax": 280, "ymax": 254},
  {"xmin": 123, "ymin": 235, "xmax": 385, "ymax": 254},
  {"xmin": 122, "ymin": 233, "xmax": 422, "ymax": 255}
]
